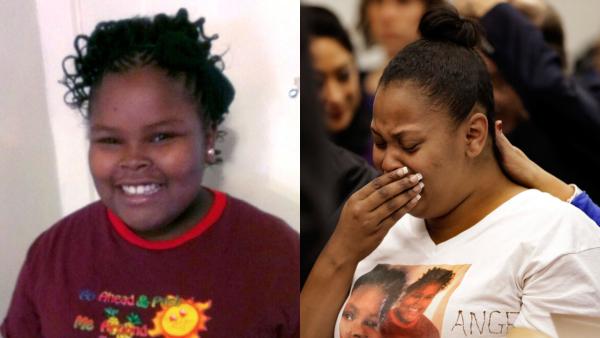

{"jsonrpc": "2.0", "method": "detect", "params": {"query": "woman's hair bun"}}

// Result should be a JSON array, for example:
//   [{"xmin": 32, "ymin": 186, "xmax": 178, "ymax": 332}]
[{"xmin": 419, "ymin": 4, "xmax": 482, "ymax": 49}]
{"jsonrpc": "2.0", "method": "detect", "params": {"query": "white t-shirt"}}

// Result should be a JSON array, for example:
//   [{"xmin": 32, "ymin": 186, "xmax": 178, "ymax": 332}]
[{"xmin": 335, "ymin": 189, "xmax": 600, "ymax": 338}]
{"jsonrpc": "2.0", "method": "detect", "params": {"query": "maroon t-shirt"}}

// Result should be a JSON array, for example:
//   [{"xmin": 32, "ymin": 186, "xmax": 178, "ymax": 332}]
[{"xmin": 1, "ymin": 191, "xmax": 299, "ymax": 337}]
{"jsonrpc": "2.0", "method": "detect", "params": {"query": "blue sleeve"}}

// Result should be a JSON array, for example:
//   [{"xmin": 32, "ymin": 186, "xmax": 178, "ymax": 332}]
[
  {"xmin": 480, "ymin": 4, "xmax": 600, "ymax": 146},
  {"xmin": 571, "ymin": 192, "xmax": 600, "ymax": 226}
]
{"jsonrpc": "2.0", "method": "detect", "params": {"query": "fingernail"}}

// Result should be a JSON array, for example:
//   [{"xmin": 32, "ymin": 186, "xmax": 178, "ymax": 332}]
[
  {"xmin": 410, "ymin": 173, "xmax": 423, "ymax": 183},
  {"xmin": 412, "ymin": 182, "xmax": 424, "ymax": 192},
  {"xmin": 396, "ymin": 167, "xmax": 409, "ymax": 177},
  {"xmin": 415, "ymin": 194, "xmax": 422, "ymax": 201}
]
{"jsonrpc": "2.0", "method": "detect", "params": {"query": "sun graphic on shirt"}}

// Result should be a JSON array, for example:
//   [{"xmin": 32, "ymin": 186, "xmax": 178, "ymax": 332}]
[{"xmin": 148, "ymin": 297, "xmax": 211, "ymax": 338}]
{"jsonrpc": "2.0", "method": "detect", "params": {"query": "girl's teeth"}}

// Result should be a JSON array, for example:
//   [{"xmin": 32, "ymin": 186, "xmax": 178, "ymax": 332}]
[{"xmin": 122, "ymin": 184, "xmax": 160, "ymax": 195}]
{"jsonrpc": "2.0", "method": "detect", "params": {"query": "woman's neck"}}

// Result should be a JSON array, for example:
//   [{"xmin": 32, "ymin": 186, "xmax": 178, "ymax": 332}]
[{"xmin": 425, "ymin": 160, "xmax": 526, "ymax": 244}]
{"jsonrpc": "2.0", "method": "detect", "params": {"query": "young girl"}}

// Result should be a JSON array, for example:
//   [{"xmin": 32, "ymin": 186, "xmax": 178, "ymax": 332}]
[
  {"xmin": 2, "ymin": 9, "xmax": 298, "ymax": 337},
  {"xmin": 301, "ymin": 5, "xmax": 600, "ymax": 338}
]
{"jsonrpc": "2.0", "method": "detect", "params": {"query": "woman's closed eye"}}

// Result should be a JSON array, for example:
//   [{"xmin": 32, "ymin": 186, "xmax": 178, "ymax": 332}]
[
  {"xmin": 402, "ymin": 143, "xmax": 420, "ymax": 153},
  {"xmin": 374, "ymin": 140, "xmax": 387, "ymax": 149}
]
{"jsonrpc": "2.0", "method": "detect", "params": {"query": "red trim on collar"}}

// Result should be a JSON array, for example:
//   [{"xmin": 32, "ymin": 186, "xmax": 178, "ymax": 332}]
[{"xmin": 107, "ymin": 190, "xmax": 227, "ymax": 250}]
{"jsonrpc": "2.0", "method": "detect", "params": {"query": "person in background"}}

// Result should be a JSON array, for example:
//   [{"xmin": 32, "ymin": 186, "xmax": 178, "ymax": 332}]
[
  {"xmin": 510, "ymin": 0, "xmax": 567, "ymax": 69},
  {"xmin": 575, "ymin": 38, "xmax": 600, "ymax": 105},
  {"xmin": 510, "ymin": 0, "xmax": 600, "ymax": 115},
  {"xmin": 300, "ymin": 7, "xmax": 378, "ymax": 286},
  {"xmin": 303, "ymin": 5, "xmax": 374, "ymax": 163},
  {"xmin": 455, "ymin": 0, "xmax": 600, "ymax": 202},
  {"xmin": 357, "ymin": 0, "xmax": 444, "ymax": 96}
]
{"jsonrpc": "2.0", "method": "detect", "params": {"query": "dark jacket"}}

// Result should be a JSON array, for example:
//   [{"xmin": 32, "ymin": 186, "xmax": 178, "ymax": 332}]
[{"xmin": 482, "ymin": 3, "xmax": 600, "ymax": 201}]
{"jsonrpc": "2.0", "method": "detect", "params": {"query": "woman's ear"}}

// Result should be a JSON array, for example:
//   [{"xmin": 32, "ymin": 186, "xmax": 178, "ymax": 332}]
[{"xmin": 464, "ymin": 109, "xmax": 489, "ymax": 158}]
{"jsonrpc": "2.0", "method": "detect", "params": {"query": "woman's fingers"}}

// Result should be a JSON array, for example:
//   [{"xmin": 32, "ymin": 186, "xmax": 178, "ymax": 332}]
[
  {"xmin": 494, "ymin": 120, "xmax": 510, "ymax": 155},
  {"xmin": 363, "ymin": 172, "xmax": 423, "ymax": 211},
  {"xmin": 378, "ymin": 192, "xmax": 422, "ymax": 231},
  {"xmin": 495, "ymin": 119, "xmax": 540, "ymax": 188},
  {"xmin": 372, "ymin": 181, "xmax": 424, "ymax": 222},
  {"xmin": 331, "ymin": 169, "xmax": 424, "ymax": 264},
  {"xmin": 496, "ymin": 120, "xmax": 529, "ymax": 159},
  {"xmin": 495, "ymin": 120, "xmax": 526, "ymax": 158},
  {"xmin": 354, "ymin": 166, "xmax": 410, "ymax": 200}
]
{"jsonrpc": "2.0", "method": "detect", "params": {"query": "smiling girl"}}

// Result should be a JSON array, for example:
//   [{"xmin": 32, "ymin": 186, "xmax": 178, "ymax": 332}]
[{"xmin": 1, "ymin": 9, "xmax": 298, "ymax": 337}]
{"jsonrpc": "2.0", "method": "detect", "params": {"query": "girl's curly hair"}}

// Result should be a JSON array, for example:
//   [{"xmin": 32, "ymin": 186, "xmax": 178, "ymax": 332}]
[
  {"xmin": 405, "ymin": 267, "xmax": 455, "ymax": 293},
  {"xmin": 61, "ymin": 8, "xmax": 235, "ymax": 125}
]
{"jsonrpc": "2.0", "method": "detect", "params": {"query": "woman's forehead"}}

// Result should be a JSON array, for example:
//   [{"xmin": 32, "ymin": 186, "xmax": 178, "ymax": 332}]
[
  {"xmin": 88, "ymin": 67, "xmax": 201, "ymax": 126},
  {"xmin": 372, "ymin": 83, "xmax": 448, "ymax": 133}
]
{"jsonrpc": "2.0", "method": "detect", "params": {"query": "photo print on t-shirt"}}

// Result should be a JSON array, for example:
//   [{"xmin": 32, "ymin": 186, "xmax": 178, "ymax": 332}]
[{"xmin": 339, "ymin": 263, "xmax": 470, "ymax": 338}]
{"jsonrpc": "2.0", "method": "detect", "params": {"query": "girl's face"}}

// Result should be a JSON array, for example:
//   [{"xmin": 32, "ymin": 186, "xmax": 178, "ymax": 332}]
[
  {"xmin": 310, "ymin": 37, "xmax": 362, "ymax": 133},
  {"xmin": 371, "ymin": 83, "xmax": 469, "ymax": 219},
  {"xmin": 367, "ymin": 0, "xmax": 426, "ymax": 56},
  {"xmin": 340, "ymin": 285, "xmax": 384, "ymax": 338},
  {"xmin": 394, "ymin": 283, "xmax": 442, "ymax": 324},
  {"xmin": 88, "ymin": 66, "xmax": 211, "ymax": 235}
]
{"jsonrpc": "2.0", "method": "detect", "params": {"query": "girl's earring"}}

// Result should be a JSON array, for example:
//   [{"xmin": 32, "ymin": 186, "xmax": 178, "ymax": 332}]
[{"xmin": 206, "ymin": 148, "xmax": 216, "ymax": 164}]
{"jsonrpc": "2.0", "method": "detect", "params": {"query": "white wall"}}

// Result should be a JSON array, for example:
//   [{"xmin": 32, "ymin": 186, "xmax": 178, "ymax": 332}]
[
  {"xmin": 0, "ymin": 0, "xmax": 62, "ymax": 321},
  {"xmin": 1, "ymin": 0, "xmax": 298, "ymax": 321}
]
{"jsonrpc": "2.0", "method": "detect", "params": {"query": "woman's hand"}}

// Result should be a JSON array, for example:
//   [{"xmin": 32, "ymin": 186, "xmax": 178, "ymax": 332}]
[
  {"xmin": 325, "ymin": 167, "xmax": 423, "ymax": 267},
  {"xmin": 495, "ymin": 120, "xmax": 573, "ymax": 201},
  {"xmin": 301, "ymin": 167, "xmax": 422, "ymax": 338}
]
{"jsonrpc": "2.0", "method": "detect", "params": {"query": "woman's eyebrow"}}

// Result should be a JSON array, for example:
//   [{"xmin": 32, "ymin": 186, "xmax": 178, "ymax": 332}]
[
  {"xmin": 370, "ymin": 128, "xmax": 382, "ymax": 137},
  {"xmin": 371, "ymin": 128, "xmax": 420, "ymax": 141},
  {"xmin": 392, "ymin": 130, "xmax": 420, "ymax": 141}
]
